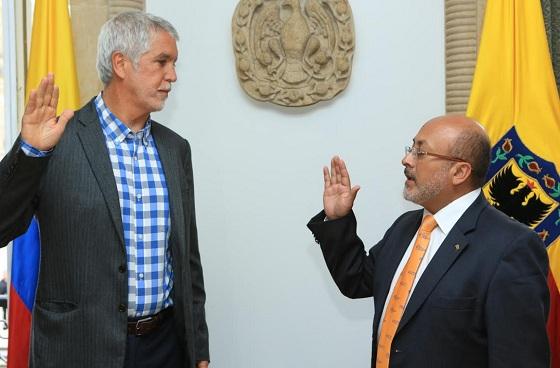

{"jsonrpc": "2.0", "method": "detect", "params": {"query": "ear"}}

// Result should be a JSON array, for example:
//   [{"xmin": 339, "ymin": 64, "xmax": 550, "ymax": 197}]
[
  {"xmin": 111, "ymin": 52, "xmax": 128, "ymax": 80},
  {"xmin": 450, "ymin": 162, "xmax": 472, "ymax": 186}
]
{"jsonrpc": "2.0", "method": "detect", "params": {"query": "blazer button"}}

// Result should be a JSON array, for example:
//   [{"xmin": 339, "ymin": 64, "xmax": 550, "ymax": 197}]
[
  {"xmin": 118, "ymin": 304, "xmax": 126, "ymax": 312},
  {"xmin": 119, "ymin": 264, "xmax": 127, "ymax": 273}
]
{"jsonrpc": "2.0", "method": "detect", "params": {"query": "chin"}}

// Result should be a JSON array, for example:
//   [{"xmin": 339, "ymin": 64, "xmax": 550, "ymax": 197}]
[
  {"xmin": 403, "ymin": 188, "xmax": 413, "ymax": 201},
  {"xmin": 403, "ymin": 189, "xmax": 421, "ymax": 205},
  {"xmin": 150, "ymin": 101, "xmax": 166, "ymax": 112}
]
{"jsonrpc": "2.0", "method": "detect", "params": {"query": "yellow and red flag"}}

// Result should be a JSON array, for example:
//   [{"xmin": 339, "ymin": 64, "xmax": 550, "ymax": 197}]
[
  {"xmin": 8, "ymin": 1, "xmax": 79, "ymax": 367},
  {"xmin": 467, "ymin": 0, "xmax": 560, "ymax": 366}
]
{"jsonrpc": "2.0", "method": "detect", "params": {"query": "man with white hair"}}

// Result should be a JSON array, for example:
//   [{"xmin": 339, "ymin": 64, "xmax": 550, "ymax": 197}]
[{"xmin": 0, "ymin": 12, "xmax": 209, "ymax": 367}]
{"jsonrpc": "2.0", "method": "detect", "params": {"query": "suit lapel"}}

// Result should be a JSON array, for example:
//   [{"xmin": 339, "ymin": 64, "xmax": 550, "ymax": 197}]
[
  {"xmin": 151, "ymin": 123, "xmax": 186, "ymax": 261},
  {"xmin": 75, "ymin": 101, "xmax": 125, "ymax": 247},
  {"xmin": 396, "ymin": 195, "xmax": 486, "ymax": 333},
  {"xmin": 396, "ymin": 231, "xmax": 469, "ymax": 332},
  {"xmin": 373, "ymin": 212, "xmax": 423, "ymax": 332}
]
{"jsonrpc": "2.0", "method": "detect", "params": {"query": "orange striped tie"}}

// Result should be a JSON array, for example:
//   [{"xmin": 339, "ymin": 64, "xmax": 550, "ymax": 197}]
[{"xmin": 375, "ymin": 215, "xmax": 437, "ymax": 368}]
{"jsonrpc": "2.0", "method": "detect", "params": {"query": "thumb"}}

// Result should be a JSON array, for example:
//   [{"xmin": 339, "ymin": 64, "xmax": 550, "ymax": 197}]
[
  {"xmin": 350, "ymin": 185, "xmax": 360, "ymax": 200},
  {"xmin": 56, "ymin": 109, "xmax": 74, "ymax": 131}
]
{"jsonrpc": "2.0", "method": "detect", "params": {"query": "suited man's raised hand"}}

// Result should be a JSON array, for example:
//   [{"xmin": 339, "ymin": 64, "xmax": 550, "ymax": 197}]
[
  {"xmin": 21, "ymin": 73, "xmax": 74, "ymax": 151},
  {"xmin": 323, "ymin": 156, "xmax": 360, "ymax": 220}
]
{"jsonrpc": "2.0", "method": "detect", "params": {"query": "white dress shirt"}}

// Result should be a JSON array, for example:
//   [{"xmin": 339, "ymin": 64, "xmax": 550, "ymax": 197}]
[{"xmin": 377, "ymin": 189, "xmax": 481, "ymax": 338}]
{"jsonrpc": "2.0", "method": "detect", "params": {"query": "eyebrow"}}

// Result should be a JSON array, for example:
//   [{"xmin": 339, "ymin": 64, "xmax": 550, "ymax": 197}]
[
  {"xmin": 154, "ymin": 53, "xmax": 177, "ymax": 61},
  {"xmin": 412, "ymin": 138, "xmax": 425, "ymax": 147}
]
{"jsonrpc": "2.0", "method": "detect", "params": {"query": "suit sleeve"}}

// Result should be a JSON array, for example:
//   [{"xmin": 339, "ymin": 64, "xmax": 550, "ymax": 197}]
[
  {"xmin": 485, "ymin": 229, "xmax": 550, "ymax": 367},
  {"xmin": 183, "ymin": 139, "xmax": 210, "ymax": 362},
  {"xmin": 307, "ymin": 210, "xmax": 398, "ymax": 299},
  {"xmin": 0, "ymin": 138, "xmax": 50, "ymax": 247}
]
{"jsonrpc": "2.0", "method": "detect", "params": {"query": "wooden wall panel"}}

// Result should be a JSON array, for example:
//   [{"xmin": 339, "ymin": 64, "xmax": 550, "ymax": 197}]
[{"xmin": 444, "ymin": 0, "xmax": 486, "ymax": 113}]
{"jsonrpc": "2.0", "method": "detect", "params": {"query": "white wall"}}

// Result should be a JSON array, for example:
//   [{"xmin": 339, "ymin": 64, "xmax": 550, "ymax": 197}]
[{"xmin": 147, "ymin": 1, "xmax": 445, "ymax": 366}]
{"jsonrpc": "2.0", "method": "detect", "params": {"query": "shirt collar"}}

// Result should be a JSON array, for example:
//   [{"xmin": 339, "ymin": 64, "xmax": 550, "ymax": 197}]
[
  {"xmin": 94, "ymin": 93, "xmax": 152, "ymax": 147},
  {"xmin": 424, "ymin": 188, "xmax": 481, "ymax": 236}
]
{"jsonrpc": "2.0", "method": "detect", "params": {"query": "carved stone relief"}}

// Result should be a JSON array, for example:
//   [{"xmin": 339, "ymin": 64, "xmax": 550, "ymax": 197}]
[{"xmin": 232, "ymin": 0, "xmax": 355, "ymax": 107}]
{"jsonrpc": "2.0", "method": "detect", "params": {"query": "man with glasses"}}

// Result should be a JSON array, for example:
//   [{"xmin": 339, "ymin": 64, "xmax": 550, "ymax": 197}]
[{"xmin": 307, "ymin": 115, "xmax": 549, "ymax": 367}]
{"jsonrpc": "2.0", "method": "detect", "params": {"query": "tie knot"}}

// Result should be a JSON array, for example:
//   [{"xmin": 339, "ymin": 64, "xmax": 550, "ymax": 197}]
[{"xmin": 420, "ymin": 214, "xmax": 437, "ymax": 233}]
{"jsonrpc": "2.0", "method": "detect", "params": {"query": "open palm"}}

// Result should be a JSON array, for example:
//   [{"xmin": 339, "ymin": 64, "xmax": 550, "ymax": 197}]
[
  {"xmin": 323, "ymin": 156, "xmax": 360, "ymax": 220},
  {"xmin": 21, "ymin": 73, "xmax": 74, "ymax": 151}
]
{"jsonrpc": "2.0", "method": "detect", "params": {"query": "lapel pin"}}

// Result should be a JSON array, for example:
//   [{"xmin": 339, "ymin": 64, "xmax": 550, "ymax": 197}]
[{"xmin": 454, "ymin": 244, "xmax": 461, "ymax": 251}]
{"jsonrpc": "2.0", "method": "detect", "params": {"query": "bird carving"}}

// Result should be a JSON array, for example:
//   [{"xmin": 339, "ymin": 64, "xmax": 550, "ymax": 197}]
[
  {"xmin": 251, "ymin": 0, "xmax": 335, "ymax": 85},
  {"xmin": 280, "ymin": 0, "xmax": 312, "ymax": 83},
  {"xmin": 253, "ymin": 2, "xmax": 284, "ymax": 75},
  {"xmin": 304, "ymin": 0, "xmax": 336, "ymax": 77}
]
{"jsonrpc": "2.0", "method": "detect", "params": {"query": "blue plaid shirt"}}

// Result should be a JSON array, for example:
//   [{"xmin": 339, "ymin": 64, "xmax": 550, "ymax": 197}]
[
  {"xmin": 93, "ymin": 94, "xmax": 173, "ymax": 317},
  {"xmin": 19, "ymin": 141, "xmax": 51, "ymax": 157}
]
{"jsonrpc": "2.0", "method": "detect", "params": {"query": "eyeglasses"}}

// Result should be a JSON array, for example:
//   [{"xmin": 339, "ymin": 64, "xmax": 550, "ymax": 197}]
[{"xmin": 404, "ymin": 146, "xmax": 467, "ymax": 162}]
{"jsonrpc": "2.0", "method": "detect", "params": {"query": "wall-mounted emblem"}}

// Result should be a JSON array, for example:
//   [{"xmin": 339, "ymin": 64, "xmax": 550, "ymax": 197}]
[{"xmin": 232, "ymin": 0, "xmax": 355, "ymax": 107}]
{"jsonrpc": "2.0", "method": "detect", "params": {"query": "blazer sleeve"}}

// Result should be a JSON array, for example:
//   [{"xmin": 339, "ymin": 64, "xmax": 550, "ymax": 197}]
[
  {"xmin": 485, "ymin": 229, "xmax": 550, "ymax": 367},
  {"xmin": 183, "ymin": 139, "xmax": 210, "ymax": 362},
  {"xmin": 307, "ymin": 210, "xmax": 399, "ymax": 299},
  {"xmin": 0, "ymin": 138, "xmax": 50, "ymax": 247}
]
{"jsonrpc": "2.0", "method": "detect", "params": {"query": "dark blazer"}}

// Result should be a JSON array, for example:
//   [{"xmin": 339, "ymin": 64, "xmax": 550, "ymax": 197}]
[
  {"xmin": 308, "ymin": 195, "xmax": 549, "ymax": 367},
  {"xmin": 0, "ymin": 99, "xmax": 209, "ymax": 367}
]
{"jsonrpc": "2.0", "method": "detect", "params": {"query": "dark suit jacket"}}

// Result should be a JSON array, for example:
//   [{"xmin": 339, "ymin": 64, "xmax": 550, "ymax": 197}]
[
  {"xmin": 0, "ymin": 99, "xmax": 209, "ymax": 367},
  {"xmin": 308, "ymin": 195, "xmax": 549, "ymax": 367}
]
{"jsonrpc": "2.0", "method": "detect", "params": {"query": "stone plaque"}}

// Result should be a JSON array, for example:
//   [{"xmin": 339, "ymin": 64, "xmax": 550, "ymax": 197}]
[{"xmin": 232, "ymin": 0, "xmax": 355, "ymax": 107}]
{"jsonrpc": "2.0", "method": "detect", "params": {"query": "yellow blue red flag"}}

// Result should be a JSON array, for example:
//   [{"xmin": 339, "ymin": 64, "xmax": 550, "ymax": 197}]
[
  {"xmin": 8, "ymin": 1, "xmax": 80, "ymax": 367},
  {"xmin": 467, "ymin": 0, "xmax": 560, "ymax": 366}
]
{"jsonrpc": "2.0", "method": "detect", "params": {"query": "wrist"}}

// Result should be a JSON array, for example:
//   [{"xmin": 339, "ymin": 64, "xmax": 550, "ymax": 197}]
[{"xmin": 20, "ymin": 139, "xmax": 53, "ymax": 157}]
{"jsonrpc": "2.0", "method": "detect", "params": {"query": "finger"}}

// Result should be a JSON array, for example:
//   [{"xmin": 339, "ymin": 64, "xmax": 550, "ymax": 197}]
[
  {"xmin": 35, "ymin": 76, "xmax": 48, "ymax": 108},
  {"xmin": 43, "ymin": 74, "xmax": 54, "ymax": 108},
  {"xmin": 55, "ymin": 109, "xmax": 74, "ymax": 132},
  {"xmin": 350, "ymin": 185, "xmax": 360, "ymax": 201},
  {"xmin": 50, "ymin": 85, "xmax": 60, "ymax": 110},
  {"xmin": 323, "ymin": 166, "xmax": 331, "ymax": 189},
  {"xmin": 24, "ymin": 90, "xmax": 38, "ymax": 115},
  {"xmin": 335, "ymin": 157, "xmax": 342, "ymax": 186},
  {"xmin": 330, "ymin": 156, "xmax": 338, "ymax": 184},
  {"xmin": 339, "ymin": 158, "xmax": 351, "ymax": 188}
]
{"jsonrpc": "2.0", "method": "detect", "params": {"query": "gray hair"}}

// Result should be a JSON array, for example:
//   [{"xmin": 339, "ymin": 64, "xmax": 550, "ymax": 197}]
[
  {"xmin": 96, "ymin": 11, "xmax": 179, "ymax": 85},
  {"xmin": 449, "ymin": 124, "xmax": 491, "ymax": 187}
]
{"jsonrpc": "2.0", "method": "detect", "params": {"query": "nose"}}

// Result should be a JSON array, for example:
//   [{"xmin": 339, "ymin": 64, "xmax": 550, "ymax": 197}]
[
  {"xmin": 402, "ymin": 151, "xmax": 413, "ymax": 167},
  {"xmin": 166, "ymin": 64, "xmax": 177, "ymax": 83}
]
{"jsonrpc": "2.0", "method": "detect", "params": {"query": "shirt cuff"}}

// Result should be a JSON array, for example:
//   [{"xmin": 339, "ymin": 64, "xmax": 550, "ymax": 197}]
[{"xmin": 20, "ymin": 140, "xmax": 53, "ymax": 157}]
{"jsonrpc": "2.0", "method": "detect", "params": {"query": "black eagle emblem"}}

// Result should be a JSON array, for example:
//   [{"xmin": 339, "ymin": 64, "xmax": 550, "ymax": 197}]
[{"xmin": 487, "ymin": 165, "xmax": 552, "ymax": 227}]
